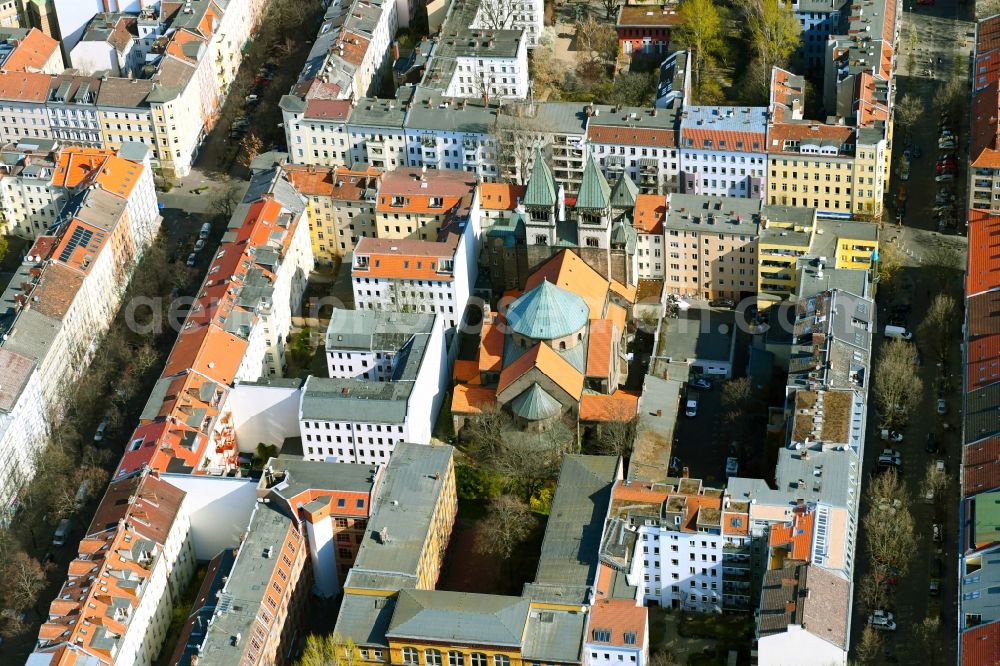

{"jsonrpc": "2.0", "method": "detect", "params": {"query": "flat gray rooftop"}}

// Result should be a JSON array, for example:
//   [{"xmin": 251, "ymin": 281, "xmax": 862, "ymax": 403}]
[{"xmin": 660, "ymin": 307, "xmax": 735, "ymax": 365}]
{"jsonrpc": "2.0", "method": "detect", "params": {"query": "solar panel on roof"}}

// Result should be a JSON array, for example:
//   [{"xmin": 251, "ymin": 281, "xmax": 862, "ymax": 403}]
[{"xmin": 58, "ymin": 226, "xmax": 94, "ymax": 262}]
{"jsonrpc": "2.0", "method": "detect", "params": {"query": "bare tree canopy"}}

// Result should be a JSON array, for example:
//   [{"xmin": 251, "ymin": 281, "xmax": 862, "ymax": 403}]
[
  {"xmin": 474, "ymin": 494, "xmax": 535, "ymax": 560},
  {"xmin": 918, "ymin": 293, "xmax": 957, "ymax": 364},
  {"xmin": 874, "ymin": 338, "xmax": 923, "ymax": 430},
  {"xmin": 296, "ymin": 633, "xmax": 358, "ymax": 666}
]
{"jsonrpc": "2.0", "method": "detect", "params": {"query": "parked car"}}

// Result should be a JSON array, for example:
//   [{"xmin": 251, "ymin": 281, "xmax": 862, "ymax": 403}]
[
  {"xmin": 933, "ymin": 523, "xmax": 943, "ymax": 543},
  {"xmin": 878, "ymin": 448, "xmax": 902, "ymax": 466},
  {"xmin": 869, "ymin": 610, "xmax": 897, "ymax": 631},
  {"xmin": 901, "ymin": 166, "xmax": 910, "ymax": 181},
  {"xmin": 689, "ymin": 378, "xmax": 712, "ymax": 391},
  {"xmin": 937, "ymin": 398, "xmax": 947, "ymax": 415},
  {"xmin": 685, "ymin": 397, "xmax": 698, "ymax": 417},
  {"xmin": 884, "ymin": 324, "xmax": 913, "ymax": 340},
  {"xmin": 199, "ymin": 222, "xmax": 212, "ymax": 239},
  {"xmin": 93, "ymin": 413, "xmax": 111, "ymax": 442},
  {"xmin": 52, "ymin": 518, "xmax": 72, "ymax": 546},
  {"xmin": 725, "ymin": 457, "xmax": 739, "ymax": 478},
  {"xmin": 880, "ymin": 430, "xmax": 904, "ymax": 443},
  {"xmin": 186, "ymin": 253, "xmax": 197, "ymax": 267},
  {"xmin": 935, "ymin": 173, "xmax": 955, "ymax": 182},
  {"xmin": 929, "ymin": 557, "xmax": 943, "ymax": 596},
  {"xmin": 709, "ymin": 298, "xmax": 735, "ymax": 308},
  {"xmin": 926, "ymin": 432, "xmax": 938, "ymax": 454}
]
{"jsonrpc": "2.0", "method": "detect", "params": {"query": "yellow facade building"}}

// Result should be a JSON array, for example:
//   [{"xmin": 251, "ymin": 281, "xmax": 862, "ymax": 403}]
[{"xmin": 756, "ymin": 206, "xmax": 817, "ymax": 307}]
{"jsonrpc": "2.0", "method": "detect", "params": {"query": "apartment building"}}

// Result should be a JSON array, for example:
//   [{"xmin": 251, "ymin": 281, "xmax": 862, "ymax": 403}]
[
  {"xmin": 0, "ymin": 0, "xmax": 22, "ymax": 28},
  {"xmin": 258, "ymin": 456, "xmax": 382, "ymax": 598},
  {"xmin": 283, "ymin": 163, "xmax": 381, "ymax": 265},
  {"xmin": 300, "ymin": 311, "xmax": 447, "ymax": 464},
  {"xmin": 754, "ymin": 560, "xmax": 850, "ymax": 666},
  {"xmin": 352, "ymin": 232, "xmax": 476, "ymax": 331},
  {"xmin": 756, "ymin": 205, "xmax": 817, "ymax": 306},
  {"xmin": 478, "ymin": 181, "xmax": 525, "ymax": 229},
  {"xmin": 0, "ymin": 138, "xmax": 66, "ymax": 238},
  {"xmin": 70, "ymin": 12, "xmax": 142, "ymax": 76},
  {"xmin": 0, "ymin": 71, "xmax": 52, "ymax": 144},
  {"xmin": 0, "ymin": 349, "xmax": 44, "ymax": 526},
  {"xmin": 350, "ymin": 96, "xmax": 410, "ymax": 170},
  {"xmin": 373, "ymin": 166, "xmax": 478, "ymax": 241},
  {"xmin": 602, "ymin": 477, "xmax": 752, "ymax": 613},
  {"xmin": 114, "ymin": 168, "xmax": 313, "ymax": 479},
  {"xmin": 471, "ymin": 0, "xmax": 544, "ymax": 47},
  {"xmin": 663, "ymin": 194, "xmax": 761, "ymax": 300},
  {"xmin": 0, "ymin": 144, "xmax": 158, "ymax": 519},
  {"xmin": 632, "ymin": 193, "xmax": 667, "ymax": 280},
  {"xmin": 427, "ymin": 26, "xmax": 529, "ymax": 101},
  {"xmin": 189, "ymin": 500, "xmax": 309, "ymax": 666},
  {"xmin": 0, "ymin": 26, "xmax": 61, "ymax": 73},
  {"xmin": 584, "ymin": 579, "xmax": 650, "ymax": 666},
  {"xmin": 969, "ymin": 17, "xmax": 1000, "ymax": 214},
  {"xmin": 96, "ymin": 78, "xmax": 157, "ymax": 155},
  {"xmin": 31, "ymin": 472, "xmax": 195, "ymax": 666},
  {"xmin": 792, "ymin": 0, "xmax": 850, "ymax": 71},
  {"xmin": 404, "ymin": 88, "xmax": 500, "ymax": 180},
  {"xmin": 279, "ymin": 96, "xmax": 353, "ymax": 167},
  {"xmin": 679, "ymin": 106, "xmax": 767, "ymax": 198},
  {"xmin": 587, "ymin": 104, "xmax": 680, "ymax": 194}
]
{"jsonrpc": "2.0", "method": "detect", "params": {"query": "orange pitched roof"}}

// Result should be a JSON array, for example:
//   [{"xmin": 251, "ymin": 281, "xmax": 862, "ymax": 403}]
[
  {"xmin": 525, "ymin": 250, "xmax": 609, "ymax": 320},
  {"xmin": 497, "ymin": 342, "xmax": 584, "ymax": 399},
  {"xmin": 767, "ymin": 123, "xmax": 855, "ymax": 154},
  {"xmin": 607, "ymin": 302, "xmax": 627, "ymax": 334},
  {"xmin": 51, "ymin": 147, "xmax": 143, "ymax": 198},
  {"xmin": 587, "ymin": 125, "xmax": 676, "ymax": 148},
  {"xmin": 161, "ymin": 325, "xmax": 248, "ymax": 385},
  {"xmin": 967, "ymin": 334, "xmax": 1000, "ymax": 391},
  {"xmin": 612, "ymin": 479, "xmax": 668, "ymax": 504},
  {"xmin": 453, "ymin": 359, "xmax": 480, "ymax": 384},
  {"xmin": 632, "ymin": 194, "xmax": 667, "ymax": 234},
  {"xmin": 451, "ymin": 385, "xmax": 497, "ymax": 414},
  {"xmin": 609, "ymin": 279, "xmax": 637, "ymax": 304},
  {"xmin": 768, "ymin": 506, "xmax": 816, "ymax": 561},
  {"xmin": 479, "ymin": 321, "xmax": 504, "ymax": 373},
  {"xmin": 967, "ymin": 210, "xmax": 1000, "ymax": 295},
  {"xmin": 51, "ymin": 218, "xmax": 109, "ymax": 274},
  {"xmin": 376, "ymin": 167, "xmax": 477, "ymax": 214},
  {"xmin": 970, "ymin": 82, "xmax": 1000, "ymax": 169},
  {"xmin": 588, "ymin": 597, "xmax": 648, "ymax": 648},
  {"xmin": 723, "ymin": 510, "xmax": 749, "ymax": 536},
  {"xmin": 479, "ymin": 182, "xmax": 525, "ymax": 210},
  {"xmin": 2, "ymin": 28, "xmax": 59, "ymax": 73},
  {"xmin": 285, "ymin": 165, "xmax": 381, "ymax": 199},
  {"xmin": 0, "ymin": 70, "xmax": 51, "ymax": 102},
  {"xmin": 579, "ymin": 392, "xmax": 638, "ymax": 422},
  {"xmin": 352, "ymin": 237, "xmax": 457, "ymax": 281},
  {"xmin": 586, "ymin": 319, "xmax": 615, "ymax": 378}
]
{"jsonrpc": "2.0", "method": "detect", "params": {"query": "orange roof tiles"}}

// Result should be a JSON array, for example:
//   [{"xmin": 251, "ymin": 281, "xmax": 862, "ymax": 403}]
[
  {"xmin": 970, "ymin": 82, "xmax": 1000, "ymax": 169},
  {"xmin": 967, "ymin": 211, "xmax": 1000, "ymax": 295},
  {"xmin": 451, "ymin": 385, "xmax": 497, "ymax": 414},
  {"xmin": 376, "ymin": 167, "xmax": 477, "ymax": 214},
  {"xmin": 682, "ymin": 128, "xmax": 765, "ymax": 152},
  {"xmin": 723, "ymin": 510, "xmax": 749, "ymax": 536},
  {"xmin": 767, "ymin": 123, "xmax": 855, "ymax": 154},
  {"xmin": 964, "ymin": 437, "xmax": 1000, "ymax": 498},
  {"xmin": 588, "ymin": 597, "xmax": 648, "ymax": 648},
  {"xmin": 587, "ymin": 125, "xmax": 676, "ymax": 148},
  {"xmin": 497, "ymin": 342, "xmax": 584, "ymax": 400},
  {"xmin": 453, "ymin": 359, "xmax": 480, "ymax": 384},
  {"xmin": 609, "ymin": 279, "xmax": 637, "ymax": 304},
  {"xmin": 0, "ymin": 71, "xmax": 54, "ymax": 102},
  {"xmin": 479, "ymin": 321, "xmax": 504, "ymax": 373},
  {"xmin": 632, "ymin": 194, "xmax": 667, "ymax": 234},
  {"xmin": 979, "ymin": 15, "xmax": 1000, "ymax": 54},
  {"xmin": 161, "ymin": 325, "xmax": 248, "ymax": 385},
  {"xmin": 334, "ymin": 31, "xmax": 371, "ymax": 66},
  {"xmin": 304, "ymin": 98, "xmax": 350, "ymax": 120},
  {"xmin": 768, "ymin": 505, "xmax": 816, "ymax": 561},
  {"xmin": 607, "ymin": 302, "xmax": 627, "ymax": 334},
  {"xmin": 525, "ymin": 250, "xmax": 609, "ymax": 320},
  {"xmin": 51, "ymin": 147, "xmax": 144, "ymax": 199},
  {"xmin": 284, "ymin": 164, "xmax": 381, "ymax": 199},
  {"xmin": 579, "ymin": 392, "xmax": 638, "ymax": 422},
  {"xmin": 51, "ymin": 218, "xmax": 109, "ymax": 273},
  {"xmin": 586, "ymin": 319, "xmax": 615, "ymax": 379},
  {"xmin": 30, "ymin": 262, "xmax": 84, "ymax": 318},
  {"xmin": 967, "ymin": 334, "xmax": 1000, "ymax": 391},
  {"xmin": 479, "ymin": 182, "xmax": 525, "ymax": 210},
  {"xmin": 962, "ymin": 621, "xmax": 1000, "ymax": 666},
  {"xmin": 611, "ymin": 479, "xmax": 668, "ymax": 504},
  {"xmin": 352, "ymin": 237, "xmax": 457, "ymax": 281},
  {"xmin": 1, "ymin": 28, "xmax": 59, "ymax": 73}
]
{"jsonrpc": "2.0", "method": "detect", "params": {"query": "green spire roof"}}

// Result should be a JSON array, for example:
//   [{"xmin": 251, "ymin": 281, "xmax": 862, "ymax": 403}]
[
  {"xmin": 609, "ymin": 173, "xmax": 639, "ymax": 211},
  {"xmin": 510, "ymin": 384, "xmax": 563, "ymax": 421},
  {"xmin": 576, "ymin": 153, "xmax": 612, "ymax": 210},
  {"xmin": 523, "ymin": 148, "xmax": 557, "ymax": 208},
  {"xmin": 611, "ymin": 217, "xmax": 638, "ymax": 254},
  {"xmin": 506, "ymin": 280, "xmax": 588, "ymax": 340}
]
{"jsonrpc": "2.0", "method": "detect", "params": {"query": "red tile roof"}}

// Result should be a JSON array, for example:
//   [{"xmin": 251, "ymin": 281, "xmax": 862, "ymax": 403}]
[
  {"xmin": 587, "ymin": 125, "xmax": 676, "ymax": 148},
  {"xmin": 352, "ymin": 236, "xmax": 458, "ymax": 281},
  {"xmin": 586, "ymin": 319, "xmax": 615, "ymax": 379},
  {"xmin": 376, "ymin": 167, "xmax": 477, "ymax": 214},
  {"xmin": 632, "ymin": 194, "xmax": 666, "ymax": 234},
  {"xmin": 0, "ymin": 71, "xmax": 54, "ymax": 102},
  {"xmin": 968, "ymin": 211, "xmax": 1000, "ymax": 295},
  {"xmin": 497, "ymin": 342, "xmax": 583, "ymax": 400},
  {"xmin": 478, "ymin": 320, "xmax": 504, "ymax": 374},
  {"xmin": 2, "ymin": 28, "xmax": 59, "ymax": 73},
  {"xmin": 768, "ymin": 505, "xmax": 816, "ymax": 562},
  {"xmin": 451, "ymin": 385, "xmax": 497, "ymax": 414},
  {"xmin": 479, "ymin": 183, "xmax": 525, "ymax": 211},
  {"xmin": 968, "ymin": 334, "xmax": 1000, "ymax": 391},
  {"xmin": 767, "ymin": 123, "xmax": 855, "ymax": 154},
  {"xmin": 968, "ymin": 292, "xmax": 1000, "ymax": 339},
  {"xmin": 964, "ymin": 437, "xmax": 1000, "ymax": 497},
  {"xmin": 587, "ymin": 597, "xmax": 647, "ymax": 648},
  {"xmin": 970, "ymin": 81, "xmax": 1000, "ymax": 169},
  {"xmin": 579, "ymin": 392, "xmax": 639, "ymax": 422},
  {"xmin": 961, "ymin": 620, "xmax": 1000, "ymax": 666}
]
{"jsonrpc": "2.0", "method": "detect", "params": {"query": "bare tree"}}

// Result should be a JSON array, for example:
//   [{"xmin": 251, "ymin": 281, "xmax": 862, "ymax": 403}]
[
  {"xmin": 210, "ymin": 179, "xmax": 244, "ymax": 220},
  {"xmin": 648, "ymin": 652, "xmax": 683, "ymax": 666},
  {"xmin": 596, "ymin": 415, "xmax": 638, "ymax": 458},
  {"xmin": 493, "ymin": 105, "xmax": 545, "ymax": 185},
  {"xmin": 296, "ymin": 633, "xmax": 358, "ymax": 666},
  {"xmin": 476, "ymin": 0, "xmax": 517, "ymax": 29},
  {"xmin": 857, "ymin": 573, "xmax": 889, "ymax": 616},
  {"xmin": 920, "ymin": 460, "xmax": 949, "ymax": 506},
  {"xmin": 474, "ymin": 494, "xmax": 535, "ymax": 561},
  {"xmin": 462, "ymin": 403, "xmax": 511, "ymax": 460},
  {"xmin": 50, "ymin": 464, "xmax": 109, "ymax": 519},
  {"xmin": 601, "ymin": 0, "xmax": 621, "ymax": 20},
  {"xmin": 239, "ymin": 132, "xmax": 265, "ymax": 169},
  {"xmin": 894, "ymin": 94, "xmax": 922, "ymax": 142},
  {"xmin": 874, "ymin": 338, "xmax": 923, "ymax": 430},
  {"xmin": 854, "ymin": 624, "xmax": 884, "ymax": 666},
  {"xmin": 914, "ymin": 616, "xmax": 943, "ymax": 666},
  {"xmin": 863, "ymin": 468, "xmax": 917, "ymax": 576},
  {"xmin": 922, "ymin": 245, "xmax": 962, "ymax": 286},
  {"xmin": 2, "ymin": 551, "xmax": 47, "ymax": 615},
  {"xmin": 918, "ymin": 293, "xmax": 957, "ymax": 364}
]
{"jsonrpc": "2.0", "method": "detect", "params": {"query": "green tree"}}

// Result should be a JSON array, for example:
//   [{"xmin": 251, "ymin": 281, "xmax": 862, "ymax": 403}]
[
  {"xmin": 746, "ymin": 0, "xmax": 801, "ymax": 83},
  {"xmin": 474, "ymin": 494, "xmax": 535, "ymax": 561},
  {"xmin": 675, "ymin": 0, "xmax": 723, "ymax": 94},
  {"xmin": 297, "ymin": 632, "xmax": 358, "ymax": 666},
  {"xmin": 609, "ymin": 72, "xmax": 657, "ymax": 107},
  {"xmin": 456, "ymin": 464, "xmax": 504, "ymax": 501},
  {"xmin": 0, "ymin": 234, "xmax": 8, "ymax": 264}
]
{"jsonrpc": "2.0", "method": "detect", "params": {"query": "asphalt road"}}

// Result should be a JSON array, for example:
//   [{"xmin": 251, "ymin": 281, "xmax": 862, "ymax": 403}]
[{"xmin": 848, "ymin": 0, "xmax": 971, "ymax": 660}]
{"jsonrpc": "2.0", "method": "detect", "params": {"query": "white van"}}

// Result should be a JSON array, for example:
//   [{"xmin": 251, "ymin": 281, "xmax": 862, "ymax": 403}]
[
  {"xmin": 685, "ymin": 398, "xmax": 698, "ymax": 417},
  {"xmin": 884, "ymin": 325, "xmax": 913, "ymax": 340},
  {"xmin": 199, "ymin": 222, "xmax": 212, "ymax": 239}
]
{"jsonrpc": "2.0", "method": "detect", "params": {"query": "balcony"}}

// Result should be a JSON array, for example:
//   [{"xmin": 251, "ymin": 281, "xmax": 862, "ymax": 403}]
[{"xmin": 420, "ymin": 136, "xmax": 437, "ymax": 148}]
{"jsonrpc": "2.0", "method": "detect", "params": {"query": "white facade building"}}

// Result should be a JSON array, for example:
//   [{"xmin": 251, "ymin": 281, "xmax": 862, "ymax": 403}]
[
  {"xmin": 0, "ymin": 350, "xmax": 46, "ymax": 526},
  {"xmin": 471, "ymin": 0, "xmax": 544, "ymax": 47},
  {"xmin": 678, "ymin": 106, "xmax": 768, "ymax": 198},
  {"xmin": 300, "ymin": 311, "xmax": 448, "ymax": 465}
]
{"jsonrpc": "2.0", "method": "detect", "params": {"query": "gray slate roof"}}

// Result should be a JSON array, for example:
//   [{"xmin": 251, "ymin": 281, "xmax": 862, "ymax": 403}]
[{"xmin": 387, "ymin": 590, "xmax": 529, "ymax": 646}]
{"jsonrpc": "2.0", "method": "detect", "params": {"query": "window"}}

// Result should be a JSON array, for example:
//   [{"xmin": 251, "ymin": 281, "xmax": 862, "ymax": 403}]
[
  {"xmin": 402, "ymin": 648, "xmax": 418, "ymax": 664},
  {"xmin": 470, "ymin": 654, "xmax": 488, "ymax": 666},
  {"xmin": 425, "ymin": 649, "xmax": 443, "ymax": 665},
  {"xmin": 449, "ymin": 652, "xmax": 465, "ymax": 666},
  {"xmin": 493, "ymin": 657, "xmax": 510, "ymax": 666}
]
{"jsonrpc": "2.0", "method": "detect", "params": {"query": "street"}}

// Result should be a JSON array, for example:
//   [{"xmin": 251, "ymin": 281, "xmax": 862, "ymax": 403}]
[{"xmin": 848, "ymin": 0, "xmax": 971, "ymax": 660}]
